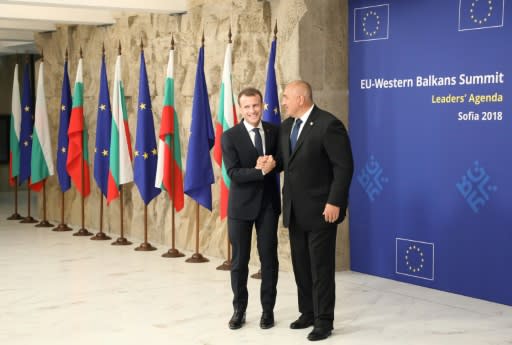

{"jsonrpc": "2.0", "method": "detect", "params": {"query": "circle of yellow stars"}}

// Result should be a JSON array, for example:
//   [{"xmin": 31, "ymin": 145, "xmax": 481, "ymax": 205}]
[
  {"xmin": 135, "ymin": 148, "xmax": 158, "ymax": 160},
  {"xmin": 470, "ymin": 0, "xmax": 493, "ymax": 25},
  {"xmin": 404, "ymin": 245, "xmax": 425, "ymax": 273},
  {"xmin": 363, "ymin": 10, "xmax": 380, "ymax": 38}
]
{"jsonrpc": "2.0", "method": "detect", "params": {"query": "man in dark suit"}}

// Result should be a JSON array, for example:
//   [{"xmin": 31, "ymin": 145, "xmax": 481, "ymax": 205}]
[
  {"xmin": 278, "ymin": 80, "xmax": 353, "ymax": 341},
  {"xmin": 221, "ymin": 87, "xmax": 281, "ymax": 330}
]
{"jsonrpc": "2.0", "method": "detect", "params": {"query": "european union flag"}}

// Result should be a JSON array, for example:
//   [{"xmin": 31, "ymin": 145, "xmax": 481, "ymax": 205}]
[
  {"xmin": 396, "ymin": 238, "xmax": 434, "ymax": 280},
  {"xmin": 56, "ymin": 59, "xmax": 72, "ymax": 192},
  {"xmin": 459, "ymin": 0, "xmax": 504, "ymax": 31},
  {"xmin": 94, "ymin": 54, "xmax": 112, "ymax": 198},
  {"xmin": 184, "ymin": 45, "xmax": 215, "ymax": 210},
  {"xmin": 354, "ymin": 4, "xmax": 389, "ymax": 42},
  {"xmin": 263, "ymin": 39, "xmax": 280, "ymax": 126},
  {"xmin": 134, "ymin": 49, "xmax": 161, "ymax": 205},
  {"xmin": 19, "ymin": 62, "xmax": 34, "ymax": 185}
]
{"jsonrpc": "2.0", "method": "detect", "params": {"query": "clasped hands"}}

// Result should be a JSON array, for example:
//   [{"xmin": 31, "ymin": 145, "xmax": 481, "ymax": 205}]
[{"xmin": 255, "ymin": 155, "xmax": 276, "ymax": 175}]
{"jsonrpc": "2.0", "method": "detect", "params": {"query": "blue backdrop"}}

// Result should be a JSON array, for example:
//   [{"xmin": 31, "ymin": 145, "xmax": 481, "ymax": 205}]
[{"xmin": 349, "ymin": 0, "xmax": 511, "ymax": 305}]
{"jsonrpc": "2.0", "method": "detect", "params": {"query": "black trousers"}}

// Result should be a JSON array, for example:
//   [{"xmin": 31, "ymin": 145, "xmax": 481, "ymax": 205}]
[
  {"xmin": 289, "ymin": 217, "xmax": 337, "ymax": 329},
  {"xmin": 228, "ymin": 204, "xmax": 279, "ymax": 312}
]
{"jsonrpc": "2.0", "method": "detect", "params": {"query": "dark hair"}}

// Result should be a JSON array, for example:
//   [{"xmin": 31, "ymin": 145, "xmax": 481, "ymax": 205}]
[{"xmin": 237, "ymin": 87, "xmax": 263, "ymax": 105}]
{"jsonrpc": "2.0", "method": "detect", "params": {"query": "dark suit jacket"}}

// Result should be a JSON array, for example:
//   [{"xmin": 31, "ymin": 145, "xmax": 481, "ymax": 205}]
[
  {"xmin": 221, "ymin": 121, "xmax": 281, "ymax": 220},
  {"xmin": 278, "ymin": 106, "xmax": 353, "ymax": 229}
]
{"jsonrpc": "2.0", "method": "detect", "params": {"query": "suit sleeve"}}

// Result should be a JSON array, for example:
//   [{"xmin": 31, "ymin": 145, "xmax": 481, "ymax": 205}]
[
  {"xmin": 323, "ymin": 119, "xmax": 354, "ymax": 208},
  {"xmin": 221, "ymin": 131, "xmax": 264, "ymax": 183}
]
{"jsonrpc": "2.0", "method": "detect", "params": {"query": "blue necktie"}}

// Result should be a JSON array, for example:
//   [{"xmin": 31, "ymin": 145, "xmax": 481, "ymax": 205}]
[
  {"xmin": 253, "ymin": 128, "xmax": 263, "ymax": 156},
  {"xmin": 290, "ymin": 118, "xmax": 302, "ymax": 152}
]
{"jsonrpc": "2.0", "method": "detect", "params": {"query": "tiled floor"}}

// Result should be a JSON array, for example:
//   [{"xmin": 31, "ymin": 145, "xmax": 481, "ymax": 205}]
[{"xmin": 1, "ymin": 192, "xmax": 511, "ymax": 345}]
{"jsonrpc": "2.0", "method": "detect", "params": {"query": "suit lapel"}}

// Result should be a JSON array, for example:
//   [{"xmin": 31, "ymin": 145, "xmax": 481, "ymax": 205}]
[
  {"xmin": 289, "ymin": 108, "xmax": 318, "ymax": 162},
  {"xmin": 262, "ymin": 122, "xmax": 272, "ymax": 154},
  {"xmin": 235, "ymin": 122, "xmax": 259, "ymax": 158}
]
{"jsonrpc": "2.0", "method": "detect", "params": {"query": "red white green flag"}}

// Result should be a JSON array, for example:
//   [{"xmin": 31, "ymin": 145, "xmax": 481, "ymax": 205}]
[
  {"xmin": 9, "ymin": 64, "xmax": 21, "ymax": 186},
  {"xmin": 66, "ymin": 58, "xmax": 91, "ymax": 197},
  {"xmin": 155, "ymin": 47, "xmax": 184, "ymax": 211},
  {"xmin": 213, "ymin": 42, "xmax": 237, "ymax": 219},
  {"xmin": 107, "ymin": 54, "xmax": 133, "ymax": 204},
  {"xmin": 31, "ymin": 60, "xmax": 54, "ymax": 185}
]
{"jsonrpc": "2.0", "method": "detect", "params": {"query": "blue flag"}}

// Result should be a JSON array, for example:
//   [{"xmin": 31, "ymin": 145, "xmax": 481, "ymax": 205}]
[
  {"xmin": 19, "ymin": 62, "xmax": 34, "ymax": 185},
  {"xmin": 134, "ymin": 50, "xmax": 161, "ymax": 205},
  {"xmin": 184, "ymin": 46, "xmax": 215, "ymax": 210},
  {"xmin": 94, "ymin": 54, "xmax": 112, "ymax": 198},
  {"xmin": 263, "ymin": 39, "xmax": 281, "ymax": 126},
  {"xmin": 56, "ymin": 59, "xmax": 72, "ymax": 192}
]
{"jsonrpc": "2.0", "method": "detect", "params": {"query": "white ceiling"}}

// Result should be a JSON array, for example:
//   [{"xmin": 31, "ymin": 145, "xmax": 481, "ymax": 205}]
[{"xmin": 0, "ymin": 0, "xmax": 187, "ymax": 55}]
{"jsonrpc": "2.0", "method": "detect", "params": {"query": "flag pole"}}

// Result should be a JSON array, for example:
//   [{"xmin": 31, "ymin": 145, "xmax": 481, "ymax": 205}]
[
  {"xmin": 217, "ymin": 26, "xmax": 233, "ymax": 271},
  {"xmin": 35, "ymin": 180, "xmax": 53, "ymax": 227},
  {"xmin": 186, "ymin": 202, "xmax": 209, "ymax": 263},
  {"xmin": 111, "ymin": 42, "xmax": 132, "ymax": 246},
  {"xmin": 112, "ymin": 185, "xmax": 131, "ymax": 245},
  {"xmin": 53, "ymin": 189, "xmax": 72, "ymax": 231},
  {"xmin": 91, "ymin": 44, "xmax": 111, "ymax": 240},
  {"xmin": 134, "ymin": 38, "xmax": 156, "ymax": 251},
  {"xmin": 7, "ymin": 177, "xmax": 23, "ymax": 220},
  {"xmin": 53, "ymin": 48, "xmax": 72, "ymax": 232},
  {"xmin": 252, "ymin": 21, "xmax": 278, "ymax": 281},
  {"xmin": 163, "ymin": 35, "xmax": 185, "ymax": 258},
  {"xmin": 73, "ymin": 47, "xmax": 93, "ymax": 237}
]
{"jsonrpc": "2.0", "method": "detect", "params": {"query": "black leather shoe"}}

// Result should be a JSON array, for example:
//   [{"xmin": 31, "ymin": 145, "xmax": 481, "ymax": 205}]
[
  {"xmin": 228, "ymin": 310, "xmax": 246, "ymax": 330},
  {"xmin": 307, "ymin": 327, "xmax": 332, "ymax": 341},
  {"xmin": 260, "ymin": 311, "xmax": 274, "ymax": 329},
  {"xmin": 290, "ymin": 314, "xmax": 314, "ymax": 329}
]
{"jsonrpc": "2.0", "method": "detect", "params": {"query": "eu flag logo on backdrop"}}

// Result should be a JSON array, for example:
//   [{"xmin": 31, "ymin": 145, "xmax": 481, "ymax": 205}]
[
  {"xmin": 396, "ymin": 238, "xmax": 434, "ymax": 280},
  {"xmin": 354, "ymin": 4, "xmax": 389, "ymax": 42},
  {"xmin": 459, "ymin": 0, "xmax": 504, "ymax": 31}
]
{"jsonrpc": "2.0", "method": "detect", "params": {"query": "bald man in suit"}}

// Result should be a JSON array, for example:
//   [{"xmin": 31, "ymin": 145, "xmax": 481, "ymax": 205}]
[{"xmin": 278, "ymin": 80, "xmax": 353, "ymax": 341}]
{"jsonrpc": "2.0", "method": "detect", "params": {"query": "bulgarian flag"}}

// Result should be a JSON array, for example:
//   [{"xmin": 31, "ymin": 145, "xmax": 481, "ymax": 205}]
[
  {"xmin": 213, "ymin": 42, "xmax": 237, "ymax": 220},
  {"xmin": 107, "ymin": 53, "xmax": 133, "ymax": 204},
  {"xmin": 9, "ymin": 64, "xmax": 21, "ymax": 186},
  {"xmin": 66, "ymin": 57, "xmax": 91, "ymax": 197},
  {"xmin": 155, "ymin": 47, "xmax": 184, "ymax": 211},
  {"xmin": 31, "ymin": 60, "xmax": 54, "ymax": 186}
]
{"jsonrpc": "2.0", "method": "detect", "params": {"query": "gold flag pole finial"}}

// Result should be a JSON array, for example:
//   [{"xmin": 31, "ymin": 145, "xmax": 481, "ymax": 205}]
[
  {"xmin": 102, "ymin": 42, "xmax": 105, "ymax": 56},
  {"xmin": 201, "ymin": 30, "xmax": 205, "ymax": 47},
  {"xmin": 118, "ymin": 41, "xmax": 121, "ymax": 55},
  {"xmin": 273, "ymin": 20, "xmax": 278, "ymax": 40},
  {"xmin": 228, "ymin": 25, "xmax": 232, "ymax": 44},
  {"xmin": 171, "ymin": 34, "xmax": 175, "ymax": 51},
  {"xmin": 65, "ymin": 47, "xmax": 68, "ymax": 61},
  {"xmin": 140, "ymin": 37, "xmax": 144, "ymax": 52},
  {"xmin": 79, "ymin": 46, "xmax": 83, "ymax": 59}
]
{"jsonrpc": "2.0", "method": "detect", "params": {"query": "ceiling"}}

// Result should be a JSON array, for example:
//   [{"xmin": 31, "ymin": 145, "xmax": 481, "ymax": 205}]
[{"xmin": 0, "ymin": 0, "xmax": 187, "ymax": 55}]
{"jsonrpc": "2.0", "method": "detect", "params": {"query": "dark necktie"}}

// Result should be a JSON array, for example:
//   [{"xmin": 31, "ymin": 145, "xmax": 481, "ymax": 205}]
[
  {"xmin": 290, "ymin": 118, "xmax": 302, "ymax": 152},
  {"xmin": 253, "ymin": 128, "xmax": 263, "ymax": 156}
]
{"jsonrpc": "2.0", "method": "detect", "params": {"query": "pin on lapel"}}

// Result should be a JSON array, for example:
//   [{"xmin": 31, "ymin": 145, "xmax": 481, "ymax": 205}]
[{"xmin": 310, "ymin": 121, "xmax": 314, "ymax": 126}]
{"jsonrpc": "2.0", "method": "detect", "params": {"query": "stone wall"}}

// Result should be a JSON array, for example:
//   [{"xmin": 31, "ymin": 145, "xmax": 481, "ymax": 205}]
[{"xmin": 31, "ymin": 0, "xmax": 349, "ymax": 271}]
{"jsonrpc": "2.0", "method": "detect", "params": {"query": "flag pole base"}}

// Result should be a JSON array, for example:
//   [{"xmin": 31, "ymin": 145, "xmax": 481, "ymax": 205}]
[
  {"xmin": 162, "ymin": 248, "xmax": 185, "ymax": 258},
  {"xmin": 112, "ymin": 237, "xmax": 132, "ymax": 246},
  {"xmin": 35, "ymin": 220, "xmax": 54, "ymax": 228},
  {"xmin": 20, "ymin": 216, "xmax": 38, "ymax": 224},
  {"xmin": 73, "ymin": 228, "xmax": 93, "ymax": 236},
  {"xmin": 52, "ymin": 223, "xmax": 72, "ymax": 232},
  {"xmin": 135, "ymin": 242, "xmax": 157, "ymax": 251},
  {"xmin": 250, "ymin": 270, "xmax": 262, "ymax": 280},
  {"xmin": 91, "ymin": 232, "xmax": 111, "ymax": 240},
  {"xmin": 186, "ymin": 253, "xmax": 209, "ymax": 263},
  {"xmin": 216, "ymin": 260, "xmax": 232, "ymax": 271},
  {"xmin": 7, "ymin": 213, "xmax": 23, "ymax": 220}
]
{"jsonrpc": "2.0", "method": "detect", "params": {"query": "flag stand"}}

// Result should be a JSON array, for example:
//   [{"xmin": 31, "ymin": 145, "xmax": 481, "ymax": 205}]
[
  {"xmin": 7, "ymin": 177, "xmax": 23, "ymax": 220},
  {"xmin": 216, "ymin": 235, "xmax": 231, "ymax": 270},
  {"xmin": 186, "ymin": 202, "xmax": 209, "ymax": 263},
  {"xmin": 73, "ymin": 138, "xmax": 92, "ymax": 236},
  {"xmin": 135, "ymin": 205, "xmax": 156, "ymax": 251},
  {"xmin": 91, "ymin": 197, "xmax": 111, "ymax": 240},
  {"xmin": 20, "ymin": 188, "xmax": 38, "ymax": 223},
  {"xmin": 35, "ymin": 180, "xmax": 53, "ymax": 227},
  {"xmin": 162, "ymin": 130, "xmax": 184, "ymax": 258},
  {"xmin": 251, "ymin": 269, "xmax": 262, "ymax": 280},
  {"xmin": 112, "ymin": 186, "xmax": 132, "ymax": 245},
  {"xmin": 53, "ymin": 191, "xmax": 72, "ymax": 231}
]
